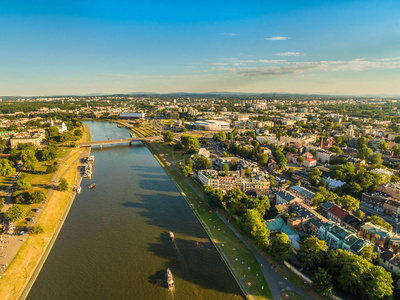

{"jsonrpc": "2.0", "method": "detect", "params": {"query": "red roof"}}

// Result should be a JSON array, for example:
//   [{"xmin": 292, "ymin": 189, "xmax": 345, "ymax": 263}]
[
  {"xmin": 328, "ymin": 205, "xmax": 349, "ymax": 220},
  {"xmin": 306, "ymin": 158, "xmax": 317, "ymax": 162}
]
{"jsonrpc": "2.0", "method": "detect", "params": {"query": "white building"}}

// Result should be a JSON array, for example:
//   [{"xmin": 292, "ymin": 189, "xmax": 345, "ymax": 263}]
[{"xmin": 50, "ymin": 119, "xmax": 67, "ymax": 134}]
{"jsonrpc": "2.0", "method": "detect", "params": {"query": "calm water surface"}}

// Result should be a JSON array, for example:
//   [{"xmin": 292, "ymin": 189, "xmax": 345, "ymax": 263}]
[{"xmin": 28, "ymin": 121, "xmax": 244, "ymax": 300}]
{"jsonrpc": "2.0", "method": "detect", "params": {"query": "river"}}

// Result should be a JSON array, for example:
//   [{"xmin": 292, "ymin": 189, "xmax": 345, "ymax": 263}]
[{"xmin": 27, "ymin": 121, "xmax": 244, "ymax": 300}]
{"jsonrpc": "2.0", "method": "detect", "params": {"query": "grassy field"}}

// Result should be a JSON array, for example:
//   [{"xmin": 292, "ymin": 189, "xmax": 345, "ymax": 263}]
[
  {"xmin": 146, "ymin": 143, "xmax": 273, "ymax": 300},
  {"xmin": 0, "ymin": 148, "xmax": 85, "ymax": 300},
  {"xmin": 281, "ymin": 291, "xmax": 308, "ymax": 300}
]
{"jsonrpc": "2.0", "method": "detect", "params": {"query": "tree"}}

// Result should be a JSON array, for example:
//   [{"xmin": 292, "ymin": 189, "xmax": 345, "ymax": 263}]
[
  {"xmin": 365, "ymin": 215, "xmax": 392, "ymax": 231},
  {"xmin": 162, "ymin": 131, "xmax": 174, "ymax": 143},
  {"xmin": 300, "ymin": 236, "xmax": 328, "ymax": 270},
  {"xmin": 286, "ymin": 167, "xmax": 295, "ymax": 177},
  {"xmin": 297, "ymin": 156, "xmax": 305, "ymax": 165},
  {"xmin": 269, "ymin": 175, "xmax": 276, "ymax": 186},
  {"xmin": 357, "ymin": 245, "xmax": 377, "ymax": 262},
  {"xmin": 194, "ymin": 156, "xmax": 211, "ymax": 170},
  {"xmin": 14, "ymin": 178, "xmax": 31, "ymax": 191},
  {"xmin": 0, "ymin": 197, "xmax": 4, "ymax": 211},
  {"xmin": 357, "ymin": 144, "xmax": 372, "ymax": 160},
  {"xmin": 46, "ymin": 163, "xmax": 58, "ymax": 174},
  {"xmin": 330, "ymin": 162, "xmax": 355, "ymax": 183},
  {"xmin": 308, "ymin": 167, "xmax": 322, "ymax": 186},
  {"xmin": 185, "ymin": 158, "xmax": 193, "ymax": 169},
  {"xmin": 353, "ymin": 209, "xmax": 365, "ymax": 220},
  {"xmin": 329, "ymin": 145, "xmax": 343, "ymax": 155},
  {"xmin": 30, "ymin": 224, "xmax": 45, "ymax": 235},
  {"xmin": 208, "ymin": 189, "xmax": 223, "ymax": 208},
  {"xmin": 182, "ymin": 165, "xmax": 192, "ymax": 177},
  {"xmin": 270, "ymin": 233, "xmax": 293, "ymax": 263},
  {"xmin": 30, "ymin": 190, "xmax": 47, "ymax": 204},
  {"xmin": 6, "ymin": 204, "xmax": 27, "ymax": 222},
  {"xmin": 357, "ymin": 136, "xmax": 367, "ymax": 147},
  {"xmin": 257, "ymin": 153, "xmax": 269, "ymax": 167},
  {"xmin": 371, "ymin": 153, "xmax": 383, "ymax": 165},
  {"xmin": 213, "ymin": 131, "xmax": 226, "ymax": 142},
  {"xmin": 379, "ymin": 140, "xmax": 388, "ymax": 151},
  {"xmin": 0, "ymin": 159, "xmax": 16, "ymax": 176},
  {"xmin": 181, "ymin": 135, "xmax": 199, "ymax": 153},
  {"xmin": 312, "ymin": 268, "xmax": 333, "ymax": 295},
  {"xmin": 58, "ymin": 177, "xmax": 69, "ymax": 192},
  {"xmin": 48, "ymin": 126, "xmax": 60, "ymax": 138},
  {"xmin": 222, "ymin": 163, "xmax": 229, "ymax": 171},
  {"xmin": 336, "ymin": 195, "xmax": 359, "ymax": 211},
  {"xmin": 274, "ymin": 150, "xmax": 287, "ymax": 170}
]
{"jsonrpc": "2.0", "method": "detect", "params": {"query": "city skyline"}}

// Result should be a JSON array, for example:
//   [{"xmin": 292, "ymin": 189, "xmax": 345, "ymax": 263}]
[{"xmin": 1, "ymin": 0, "xmax": 400, "ymax": 96}]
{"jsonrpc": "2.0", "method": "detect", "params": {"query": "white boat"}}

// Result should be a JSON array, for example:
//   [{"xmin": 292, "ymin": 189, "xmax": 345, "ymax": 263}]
[{"xmin": 76, "ymin": 186, "xmax": 82, "ymax": 194}]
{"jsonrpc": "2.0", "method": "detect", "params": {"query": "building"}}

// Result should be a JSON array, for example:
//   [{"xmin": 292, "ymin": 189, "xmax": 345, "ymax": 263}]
[
  {"xmin": 9, "ymin": 130, "xmax": 45, "ymax": 148},
  {"xmin": 164, "ymin": 111, "xmax": 180, "ymax": 119},
  {"xmin": 275, "ymin": 190, "xmax": 300, "ymax": 205},
  {"xmin": 197, "ymin": 170, "xmax": 219, "ymax": 189},
  {"xmin": 185, "ymin": 120, "xmax": 230, "ymax": 131},
  {"xmin": 265, "ymin": 216, "xmax": 300, "ymax": 249},
  {"xmin": 379, "ymin": 248, "xmax": 400, "ymax": 275},
  {"xmin": 50, "ymin": 119, "xmax": 67, "ymax": 133},
  {"xmin": 289, "ymin": 186, "xmax": 315, "ymax": 206},
  {"xmin": 318, "ymin": 223, "xmax": 365, "ymax": 253},
  {"xmin": 326, "ymin": 203, "xmax": 349, "ymax": 223},
  {"xmin": 315, "ymin": 149, "xmax": 335, "ymax": 164},
  {"xmin": 324, "ymin": 177, "xmax": 346, "ymax": 190},
  {"xmin": 341, "ymin": 214, "xmax": 363, "ymax": 233},
  {"xmin": 359, "ymin": 222, "xmax": 391, "ymax": 247},
  {"xmin": 119, "ymin": 112, "xmax": 145, "ymax": 120},
  {"xmin": 303, "ymin": 158, "xmax": 317, "ymax": 169}
]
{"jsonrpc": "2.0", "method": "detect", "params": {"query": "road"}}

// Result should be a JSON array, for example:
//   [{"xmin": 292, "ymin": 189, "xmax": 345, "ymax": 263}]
[
  {"xmin": 151, "ymin": 143, "xmax": 314, "ymax": 300},
  {"xmin": 359, "ymin": 203, "xmax": 400, "ymax": 233}
]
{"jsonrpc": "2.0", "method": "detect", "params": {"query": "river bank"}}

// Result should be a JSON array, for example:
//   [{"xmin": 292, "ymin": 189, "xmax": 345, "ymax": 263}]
[{"xmin": 0, "ymin": 126, "xmax": 91, "ymax": 300}]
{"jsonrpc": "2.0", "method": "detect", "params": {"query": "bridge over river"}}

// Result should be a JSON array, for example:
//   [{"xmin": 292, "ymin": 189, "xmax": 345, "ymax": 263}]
[{"xmin": 79, "ymin": 136, "xmax": 163, "ymax": 147}]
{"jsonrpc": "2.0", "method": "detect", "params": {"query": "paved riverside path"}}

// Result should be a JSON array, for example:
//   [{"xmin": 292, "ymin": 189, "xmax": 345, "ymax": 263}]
[{"xmin": 150, "ymin": 144, "xmax": 313, "ymax": 300}]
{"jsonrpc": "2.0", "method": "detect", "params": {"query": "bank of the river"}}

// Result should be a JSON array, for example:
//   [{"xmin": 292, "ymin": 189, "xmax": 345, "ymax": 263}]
[
  {"xmin": 0, "ymin": 127, "xmax": 90, "ymax": 300},
  {"xmin": 145, "ymin": 142, "xmax": 273, "ymax": 300}
]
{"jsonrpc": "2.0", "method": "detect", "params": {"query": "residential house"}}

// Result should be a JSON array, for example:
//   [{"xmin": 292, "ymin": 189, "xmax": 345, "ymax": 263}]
[
  {"xmin": 303, "ymin": 158, "xmax": 317, "ymax": 169},
  {"xmin": 326, "ymin": 204, "xmax": 349, "ymax": 223},
  {"xmin": 324, "ymin": 177, "xmax": 346, "ymax": 190},
  {"xmin": 289, "ymin": 185, "xmax": 315, "ymax": 206},
  {"xmin": 359, "ymin": 222, "xmax": 392, "ymax": 247},
  {"xmin": 319, "ymin": 202, "xmax": 335, "ymax": 218},
  {"xmin": 265, "ymin": 216, "xmax": 300, "ymax": 249},
  {"xmin": 318, "ymin": 223, "xmax": 362, "ymax": 252},
  {"xmin": 275, "ymin": 190, "xmax": 300, "ymax": 205},
  {"xmin": 379, "ymin": 248, "xmax": 400, "ymax": 275},
  {"xmin": 341, "ymin": 214, "xmax": 363, "ymax": 233}
]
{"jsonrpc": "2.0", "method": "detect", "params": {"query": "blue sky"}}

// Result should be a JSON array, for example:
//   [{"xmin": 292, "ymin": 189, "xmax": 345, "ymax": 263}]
[{"xmin": 1, "ymin": 0, "xmax": 400, "ymax": 96}]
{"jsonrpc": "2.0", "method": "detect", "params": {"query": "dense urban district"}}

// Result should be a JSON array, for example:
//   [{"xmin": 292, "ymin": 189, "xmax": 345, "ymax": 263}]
[{"xmin": 1, "ymin": 93, "xmax": 400, "ymax": 299}]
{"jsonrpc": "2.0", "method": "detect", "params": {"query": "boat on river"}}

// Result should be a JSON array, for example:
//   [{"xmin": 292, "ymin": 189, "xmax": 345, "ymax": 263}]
[
  {"xmin": 76, "ymin": 186, "xmax": 82, "ymax": 194},
  {"xmin": 88, "ymin": 156, "xmax": 95, "ymax": 164},
  {"xmin": 165, "ymin": 268, "xmax": 175, "ymax": 290},
  {"xmin": 89, "ymin": 183, "xmax": 96, "ymax": 189},
  {"xmin": 169, "ymin": 231, "xmax": 175, "ymax": 241}
]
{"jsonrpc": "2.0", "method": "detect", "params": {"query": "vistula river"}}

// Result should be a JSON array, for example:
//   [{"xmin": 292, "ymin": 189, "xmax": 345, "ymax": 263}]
[{"xmin": 27, "ymin": 121, "xmax": 244, "ymax": 300}]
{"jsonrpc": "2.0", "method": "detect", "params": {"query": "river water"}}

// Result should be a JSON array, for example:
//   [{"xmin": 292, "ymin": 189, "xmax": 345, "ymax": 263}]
[{"xmin": 27, "ymin": 121, "xmax": 244, "ymax": 300}]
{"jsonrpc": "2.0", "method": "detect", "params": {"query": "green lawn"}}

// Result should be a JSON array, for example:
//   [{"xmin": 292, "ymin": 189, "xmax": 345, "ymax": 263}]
[{"xmin": 147, "ymin": 143, "xmax": 273, "ymax": 300}]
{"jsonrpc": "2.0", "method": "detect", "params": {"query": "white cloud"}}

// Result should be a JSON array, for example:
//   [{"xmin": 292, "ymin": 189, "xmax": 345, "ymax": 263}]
[
  {"xmin": 274, "ymin": 52, "xmax": 303, "ymax": 57},
  {"xmin": 234, "ymin": 58, "xmax": 400, "ymax": 77},
  {"xmin": 99, "ymin": 73, "xmax": 132, "ymax": 78},
  {"xmin": 379, "ymin": 57, "xmax": 400, "ymax": 61},
  {"xmin": 210, "ymin": 59, "xmax": 285, "ymax": 66},
  {"xmin": 265, "ymin": 36, "xmax": 290, "ymax": 41},
  {"xmin": 221, "ymin": 32, "xmax": 237, "ymax": 36}
]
